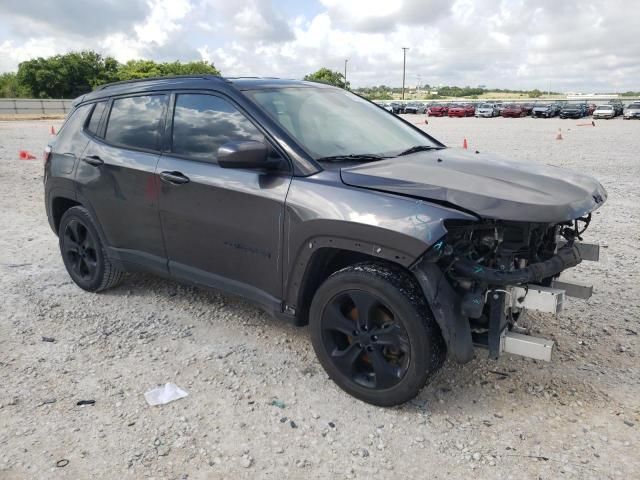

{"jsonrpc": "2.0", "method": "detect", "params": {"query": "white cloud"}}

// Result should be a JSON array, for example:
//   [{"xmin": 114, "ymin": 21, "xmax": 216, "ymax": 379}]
[{"xmin": 1, "ymin": 0, "xmax": 639, "ymax": 92}]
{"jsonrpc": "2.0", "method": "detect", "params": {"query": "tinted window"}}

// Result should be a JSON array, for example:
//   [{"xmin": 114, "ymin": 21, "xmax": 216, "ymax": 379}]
[
  {"xmin": 105, "ymin": 95, "xmax": 167, "ymax": 151},
  {"xmin": 86, "ymin": 101, "xmax": 107, "ymax": 136},
  {"xmin": 172, "ymin": 94, "xmax": 264, "ymax": 162}
]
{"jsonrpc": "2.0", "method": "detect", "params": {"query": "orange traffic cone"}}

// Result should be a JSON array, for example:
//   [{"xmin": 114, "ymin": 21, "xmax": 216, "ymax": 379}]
[
  {"xmin": 555, "ymin": 128, "xmax": 563, "ymax": 140},
  {"xmin": 50, "ymin": 126, "xmax": 56, "ymax": 135},
  {"xmin": 19, "ymin": 150, "xmax": 37, "ymax": 160},
  {"xmin": 463, "ymin": 138, "xmax": 468, "ymax": 149}
]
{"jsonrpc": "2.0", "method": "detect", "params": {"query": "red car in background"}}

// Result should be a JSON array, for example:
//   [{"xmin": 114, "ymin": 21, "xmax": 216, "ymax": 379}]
[
  {"xmin": 448, "ymin": 104, "xmax": 467, "ymax": 117},
  {"xmin": 587, "ymin": 103, "xmax": 597, "ymax": 115},
  {"xmin": 463, "ymin": 104, "xmax": 476, "ymax": 116},
  {"xmin": 501, "ymin": 104, "xmax": 526, "ymax": 117},
  {"xmin": 427, "ymin": 104, "xmax": 449, "ymax": 116}
]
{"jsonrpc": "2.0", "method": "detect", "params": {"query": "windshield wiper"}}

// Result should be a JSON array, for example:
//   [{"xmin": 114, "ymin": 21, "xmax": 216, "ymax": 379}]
[
  {"xmin": 316, "ymin": 154, "xmax": 388, "ymax": 163},
  {"xmin": 396, "ymin": 145, "xmax": 441, "ymax": 157}
]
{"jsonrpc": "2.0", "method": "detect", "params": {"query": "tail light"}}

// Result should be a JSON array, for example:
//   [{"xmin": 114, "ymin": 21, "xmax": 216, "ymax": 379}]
[{"xmin": 44, "ymin": 145, "xmax": 52, "ymax": 164}]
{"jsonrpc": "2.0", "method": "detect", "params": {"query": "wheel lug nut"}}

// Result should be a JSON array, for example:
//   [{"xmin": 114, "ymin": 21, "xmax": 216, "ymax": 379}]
[
  {"xmin": 371, "ymin": 335, "xmax": 378, "ymax": 341},
  {"xmin": 366, "ymin": 346, "xmax": 373, "ymax": 352}
]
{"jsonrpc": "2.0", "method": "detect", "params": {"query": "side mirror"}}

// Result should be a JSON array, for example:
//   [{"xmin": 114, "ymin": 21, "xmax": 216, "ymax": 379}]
[{"xmin": 217, "ymin": 140, "xmax": 276, "ymax": 169}]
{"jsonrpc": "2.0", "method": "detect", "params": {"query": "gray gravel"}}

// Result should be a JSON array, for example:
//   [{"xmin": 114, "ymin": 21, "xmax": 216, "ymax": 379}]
[{"xmin": 1, "ymin": 117, "xmax": 639, "ymax": 479}]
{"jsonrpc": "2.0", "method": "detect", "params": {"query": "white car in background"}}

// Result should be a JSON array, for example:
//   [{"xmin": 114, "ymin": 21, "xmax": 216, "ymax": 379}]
[
  {"xmin": 623, "ymin": 102, "xmax": 640, "ymax": 119},
  {"xmin": 593, "ymin": 105, "xmax": 615, "ymax": 119},
  {"xmin": 475, "ymin": 103, "xmax": 498, "ymax": 117}
]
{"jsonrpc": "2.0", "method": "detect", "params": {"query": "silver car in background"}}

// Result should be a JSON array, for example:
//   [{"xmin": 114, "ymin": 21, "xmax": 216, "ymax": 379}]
[
  {"xmin": 623, "ymin": 102, "xmax": 640, "ymax": 119},
  {"xmin": 475, "ymin": 103, "xmax": 498, "ymax": 117},
  {"xmin": 593, "ymin": 105, "xmax": 615, "ymax": 119}
]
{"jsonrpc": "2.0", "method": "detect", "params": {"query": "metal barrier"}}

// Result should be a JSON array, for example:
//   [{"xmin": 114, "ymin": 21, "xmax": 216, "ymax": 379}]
[{"xmin": 0, "ymin": 98, "xmax": 73, "ymax": 115}]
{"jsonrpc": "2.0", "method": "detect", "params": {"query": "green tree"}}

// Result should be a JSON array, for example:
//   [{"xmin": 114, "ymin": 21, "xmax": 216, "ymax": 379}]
[
  {"xmin": 304, "ymin": 68, "xmax": 350, "ymax": 89},
  {"xmin": 0, "ymin": 72, "xmax": 29, "ymax": 98},
  {"xmin": 529, "ymin": 89, "xmax": 542, "ymax": 98},
  {"xmin": 17, "ymin": 51, "xmax": 119, "ymax": 98},
  {"xmin": 116, "ymin": 59, "xmax": 219, "ymax": 80}
]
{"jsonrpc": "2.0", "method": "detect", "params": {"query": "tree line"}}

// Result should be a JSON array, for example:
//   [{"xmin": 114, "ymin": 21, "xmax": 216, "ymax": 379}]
[
  {"xmin": 4, "ymin": 51, "xmax": 630, "ymax": 100},
  {"xmin": 0, "ymin": 51, "xmax": 220, "ymax": 99}
]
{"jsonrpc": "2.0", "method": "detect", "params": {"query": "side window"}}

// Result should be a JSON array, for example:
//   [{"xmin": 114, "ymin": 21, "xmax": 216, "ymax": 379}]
[
  {"xmin": 105, "ymin": 95, "xmax": 167, "ymax": 151},
  {"xmin": 85, "ymin": 101, "xmax": 107, "ymax": 136},
  {"xmin": 171, "ymin": 94, "xmax": 264, "ymax": 163}
]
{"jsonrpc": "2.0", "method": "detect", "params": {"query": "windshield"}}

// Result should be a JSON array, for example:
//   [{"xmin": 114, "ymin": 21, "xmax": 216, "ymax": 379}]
[
  {"xmin": 628, "ymin": 103, "xmax": 640, "ymax": 109},
  {"xmin": 246, "ymin": 86, "xmax": 438, "ymax": 160},
  {"xmin": 596, "ymin": 105, "xmax": 613, "ymax": 110}
]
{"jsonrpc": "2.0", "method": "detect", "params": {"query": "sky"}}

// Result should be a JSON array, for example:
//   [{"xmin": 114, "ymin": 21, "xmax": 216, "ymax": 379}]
[{"xmin": 0, "ymin": 0, "xmax": 638, "ymax": 92}]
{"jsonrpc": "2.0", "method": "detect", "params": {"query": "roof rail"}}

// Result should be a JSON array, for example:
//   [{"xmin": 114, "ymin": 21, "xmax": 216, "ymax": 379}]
[{"xmin": 95, "ymin": 74, "xmax": 225, "ymax": 91}]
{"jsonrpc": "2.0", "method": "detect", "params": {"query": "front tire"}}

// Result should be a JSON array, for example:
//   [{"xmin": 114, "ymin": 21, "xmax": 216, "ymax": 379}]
[
  {"xmin": 58, "ymin": 206, "xmax": 123, "ymax": 292},
  {"xmin": 309, "ymin": 263, "xmax": 445, "ymax": 406}
]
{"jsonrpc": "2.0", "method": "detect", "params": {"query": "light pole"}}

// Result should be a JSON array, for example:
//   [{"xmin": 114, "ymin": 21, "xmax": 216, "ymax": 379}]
[
  {"xmin": 344, "ymin": 59, "xmax": 348, "ymax": 89},
  {"xmin": 401, "ymin": 47, "xmax": 409, "ymax": 100}
]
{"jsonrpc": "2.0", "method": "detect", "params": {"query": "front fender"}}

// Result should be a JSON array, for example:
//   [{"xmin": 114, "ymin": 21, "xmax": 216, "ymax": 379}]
[{"xmin": 283, "ymin": 172, "xmax": 476, "ymax": 307}]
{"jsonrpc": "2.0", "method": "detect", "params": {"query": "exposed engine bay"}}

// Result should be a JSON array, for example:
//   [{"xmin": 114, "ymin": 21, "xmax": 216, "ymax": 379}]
[{"xmin": 415, "ymin": 214, "xmax": 597, "ymax": 361}]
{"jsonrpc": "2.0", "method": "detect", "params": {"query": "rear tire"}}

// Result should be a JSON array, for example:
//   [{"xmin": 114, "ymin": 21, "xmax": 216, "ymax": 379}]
[
  {"xmin": 309, "ymin": 262, "xmax": 445, "ymax": 406},
  {"xmin": 58, "ymin": 206, "xmax": 123, "ymax": 292}
]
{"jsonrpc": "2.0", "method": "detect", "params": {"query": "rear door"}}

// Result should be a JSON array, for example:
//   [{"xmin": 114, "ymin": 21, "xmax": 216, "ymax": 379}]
[
  {"xmin": 156, "ymin": 92, "xmax": 292, "ymax": 306},
  {"xmin": 76, "ymin": 94, "xmax": 169, "ymax": 274}
]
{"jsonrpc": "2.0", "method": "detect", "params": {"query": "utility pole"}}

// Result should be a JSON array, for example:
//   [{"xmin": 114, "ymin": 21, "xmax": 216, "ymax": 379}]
[
  {"xmin": 344, "ymin": 59, "xmax": 348, "ymax": 89},
  {"xmin": 402, "ymin": 47, "xmax": 409, "ymax": 100}
]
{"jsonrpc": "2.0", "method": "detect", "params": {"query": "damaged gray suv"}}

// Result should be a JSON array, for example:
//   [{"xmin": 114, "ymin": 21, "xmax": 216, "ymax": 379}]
[{"xmin": 44, "ymin": 76, "xmax": 607, "ymax": 406}]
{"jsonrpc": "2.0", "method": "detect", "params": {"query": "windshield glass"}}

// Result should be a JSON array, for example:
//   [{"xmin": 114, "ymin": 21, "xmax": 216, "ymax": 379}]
[
  {"xmin": 628, "ymin": 103, "xmax": 640, "ymax": 109},
  {"xmin": 596, "ymin": 105, "xmax": 612, "ymax": 110},
  {"xmin": 246, "ymin": 86, "xmax": 437, "ymax": 160}
]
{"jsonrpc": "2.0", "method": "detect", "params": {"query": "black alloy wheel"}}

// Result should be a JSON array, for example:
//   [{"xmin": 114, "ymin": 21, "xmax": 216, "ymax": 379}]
[
  {"xmin": 62, "ymin": 219, "xmax": 98, "ymax": 282},
  {"xmin": 58, "ymin": 206, "xmax": 123, "ymax": 292},
  {"xmin": 320, "ymin": 289, "xmax": 410, "ymax": 390},
  {"xmin": 309, "ymin": 263, "xmax": 445, "ymax": 406}
]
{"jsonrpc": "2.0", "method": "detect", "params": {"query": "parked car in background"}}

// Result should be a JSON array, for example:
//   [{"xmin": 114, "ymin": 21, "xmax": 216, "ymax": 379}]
[
  {"xmin": 623, "ymin": 102, "xmax": 640, "ymax": 119},
  {"xmin": 531, "ymin": 103, "xmax": 560, "ymax": 118},
  {"xmin": 427, "ymin": 103, "xmax": 449, "ymax": 117},
  {"xmin": 404, "ymin": 102, "xmax": 427, "ymax": 114},
  {"xmin": 463, "ymin": 104, "xmax": 476, "ymax": 116},
  {"xmin": 381, "ymin": 103, "xmax": 394, "ymax": 113},
  {"xmin": 520, "ymin": 103, "xmax": 534, "ymax": 116},
  {"xmin": 447, "ymin": 104, "xmax": 467, "ymax": 117},
  {"xmin": 608, "ymin": 100, "xmax": 624, "ymax": 116},
  {"xmin": 475, "ymin": 103, "xmax": 498, "ymax": 117},
  {"xmin": 560, "ymin": 103, "xmax": 586, "ymax": 119},
  {"xmin": 390, "ymin": 102, "xmax": 404, "ymax": 114},
  {"xmin": 592, "ymin": 105, "xmax": 615, "ymax": 119},
  {"xmin": 495, "ymin": 103, "xmax": 507, "ymax": 115},
  {"xmin": 501, "ymin": 104, "xmax": 526, "ymax": 117},
  {"xmin": 587, "ymin": 103, "xmax": 597, "ymax": 115}
]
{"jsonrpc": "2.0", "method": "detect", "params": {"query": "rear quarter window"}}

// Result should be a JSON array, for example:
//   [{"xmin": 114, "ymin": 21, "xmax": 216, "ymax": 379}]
[{"xmin": 85, "ymin": 101, "xmax": 108, "ymax": 136}]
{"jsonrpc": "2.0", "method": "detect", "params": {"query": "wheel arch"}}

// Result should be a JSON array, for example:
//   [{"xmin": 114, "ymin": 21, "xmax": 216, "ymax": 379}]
[{"xmin": 288, "ymin": 237, "xmax": 419, "ymax": 326}]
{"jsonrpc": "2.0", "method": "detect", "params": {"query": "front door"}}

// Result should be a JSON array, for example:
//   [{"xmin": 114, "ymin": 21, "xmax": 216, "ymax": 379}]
[{"xmin": 157, "ymin": 93, "xmax": 291, "ymax": 307}]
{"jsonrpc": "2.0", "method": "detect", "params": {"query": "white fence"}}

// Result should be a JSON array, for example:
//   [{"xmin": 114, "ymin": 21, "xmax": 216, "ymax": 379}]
[{"xmin": 0, "ymin": 98, "xmax": 73, "ymax": 115}]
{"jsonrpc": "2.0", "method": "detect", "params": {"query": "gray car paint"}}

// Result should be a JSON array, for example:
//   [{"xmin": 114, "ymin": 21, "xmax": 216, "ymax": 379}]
[{"xmin": 340, "ymin": 149, "xmax": 607, "ymax": 223}]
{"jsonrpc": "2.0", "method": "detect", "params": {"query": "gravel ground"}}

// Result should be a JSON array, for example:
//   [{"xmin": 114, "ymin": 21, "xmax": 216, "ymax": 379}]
[{"xmin": 1, "ymin": 117, "xmax": 638, "ymax": 479}]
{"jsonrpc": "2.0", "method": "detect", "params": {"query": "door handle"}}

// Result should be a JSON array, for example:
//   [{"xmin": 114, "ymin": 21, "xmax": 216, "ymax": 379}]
[
  {"xmin": 159, "ymin": 171, "xmax": 190, "ymax": 185},
  {"xmin": 83, "ymin": 155, "xmax": 104, "ymax": 166}
]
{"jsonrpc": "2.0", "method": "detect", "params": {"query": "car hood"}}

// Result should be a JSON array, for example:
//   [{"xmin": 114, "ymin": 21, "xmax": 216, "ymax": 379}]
[{"xmin": 340, "ymin": 149, "xmax": 607, "ymax": 223}]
